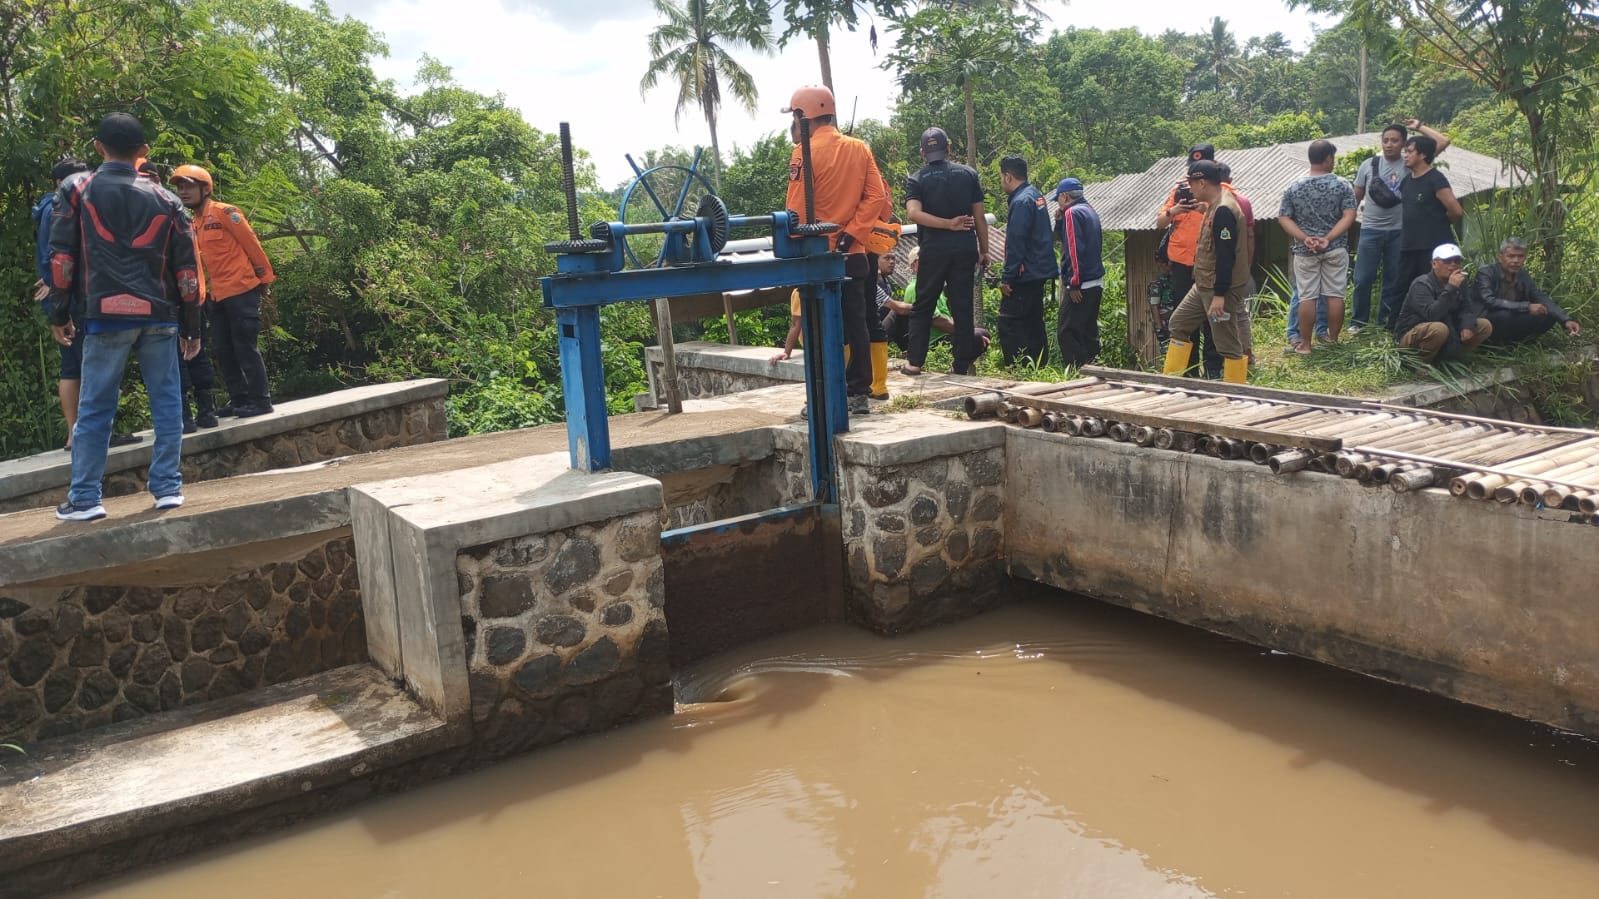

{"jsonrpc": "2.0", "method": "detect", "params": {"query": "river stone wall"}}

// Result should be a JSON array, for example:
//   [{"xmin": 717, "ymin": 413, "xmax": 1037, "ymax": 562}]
[
  {"xmin": 0, "ymin": 535, "xmax": 365, "ymax": 742},
  {"xmin": 0, "ymin": 384, "xmax": 448, "ymax": 514},
  {"xmin": 454, "ymin": 509, "xmax": 672, "ymax": 758},
  {"xmin": 837, "ymin": 419, "xmax": 1009, "ymax": 634},
  {"xmin": 645, "ymin": 342, "xmax": 799, "ymax": 406}
]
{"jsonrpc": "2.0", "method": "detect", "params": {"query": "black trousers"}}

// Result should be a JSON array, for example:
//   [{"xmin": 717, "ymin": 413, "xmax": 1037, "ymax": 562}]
[
  {"xmin": 1057, "ymin": 285, "xmax": 1103, "ymax": 368},
  {"xmin": 908, "ymin": 250, "xmax": 979, "ymax": 374},
  {"xmin": 179, "ymin": 316, "xmax": 216, "ymax": 410},
  {"xmin": 998, "ymin": 280, "xmax": 1049, "ymax": 367},
  {"xmin": 211, "ymin": 286, "xmax": 270, "ymax": 405},
  {"xmin": 1485, "ymin": 309, "xmax": 1558, "ymax": 345},
  {"xmin": 840, "ymin": 254, "xmax": 872, "ymax": 397}
]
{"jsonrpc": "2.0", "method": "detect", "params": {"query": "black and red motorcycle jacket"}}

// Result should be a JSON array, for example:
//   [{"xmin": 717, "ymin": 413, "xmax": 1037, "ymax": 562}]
[{"xmin": 47, "ymin": 161, "xmax": 201, "ymax": 337}]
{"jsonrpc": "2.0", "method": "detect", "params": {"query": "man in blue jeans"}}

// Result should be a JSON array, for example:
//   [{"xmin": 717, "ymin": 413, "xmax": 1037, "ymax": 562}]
[
  {"xmin": 1351, "ymin": 124, "xmax": 1410, "ymax": 331},
  {"xmin": 47, "ymin": 113, "xmax": 202, "ymax": 521}
]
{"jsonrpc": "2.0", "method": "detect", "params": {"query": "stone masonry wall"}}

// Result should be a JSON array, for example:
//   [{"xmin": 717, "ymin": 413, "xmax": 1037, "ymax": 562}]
[
  {"xmin": 455, "ymin": 510, "xmax": 672, "ymax": 758},
  {"xmin": 0, "ymin": 397, "xmax": 446, "ymax": 514},
  {"xmin": 0, "ymin": 536, "xmax": 365, "ymax": 743},
  {"xmin": 840, "ymin": 447, "xmax": 1008, "ymax": 634},
  {"xmin": 663, "ymin": 452, "xmax": 810, "ymax": 530},
  {"xmin": 647, "ymin": 361, "xmax": 792, "ymax": 405}
]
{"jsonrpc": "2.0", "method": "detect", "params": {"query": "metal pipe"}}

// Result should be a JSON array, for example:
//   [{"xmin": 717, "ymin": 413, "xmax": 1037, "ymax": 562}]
[
  {"xmin": 1041, "ymin": 412, "xmax": 1061, "ymax": 433},
  {"xmin": 1060, "ymin": 415, "xmax": 1083, "ymax": 437},
  {"xmin": 1370, "ymin": 462, "xmax": 1403, "ymax": 484},
  {"xmin": 965, "ymin": 392, "xmax": 1004, "ymax": 418},
  {"xmin": 1080, "ymin": 417, "xmax": 1106, "ymax": 438},
  {"xmin": 1153, "ymin": 427, "xmax": 1177, "ymax": 450},
  {"xmin": 1268, "ymin": 449, "xmax": 1314, "ymax": 474},
  {"xmin": 1248, "ymin": 443, "xmax": 1274, "ymax": 464},
  {"xmin": 1335, "ymin": 452, "xmax": 1366, "ymax": 477},
  {"xmin": 1108, "ymin": 422, "xmax": 1131, "ymax": 442},
  {"xmin": 1131, "ymin": 425, "xmax": 1157, "ymax": 446},
  {"xmin": 1390, "ymin": 467, "xmax": 1437, "ymax": 493}
]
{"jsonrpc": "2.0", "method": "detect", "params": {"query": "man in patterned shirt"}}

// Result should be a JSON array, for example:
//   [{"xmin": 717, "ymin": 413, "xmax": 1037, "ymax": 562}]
[{"xmin": 1279, "ymin": 140, "xmax": 1356, "ymax": 354}]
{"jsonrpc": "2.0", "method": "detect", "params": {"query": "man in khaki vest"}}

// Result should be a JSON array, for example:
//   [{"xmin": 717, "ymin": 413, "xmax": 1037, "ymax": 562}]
[{"xmin": 1162, "ymin": 159, "xmax": 1252, "ymax": 384}]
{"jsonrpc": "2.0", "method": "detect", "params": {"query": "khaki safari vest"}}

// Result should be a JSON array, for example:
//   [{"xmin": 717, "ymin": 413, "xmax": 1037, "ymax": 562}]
[{"xmin": 1192, "ymin": 189, "xmax": 1251, "ymax": 292}]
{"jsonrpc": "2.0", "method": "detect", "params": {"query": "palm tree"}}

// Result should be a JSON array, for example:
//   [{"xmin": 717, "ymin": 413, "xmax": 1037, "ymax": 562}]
[
  {"xmin": 778, "ymin": 0, "xmax": 911, "ymax": 92},
  {"xmin": 641, "ymin": 0, "xmax": 773, "ymax": 190},
  {"xmin": 1196, "ymin": 16, "xmax": 1248, "ymax": 95}
]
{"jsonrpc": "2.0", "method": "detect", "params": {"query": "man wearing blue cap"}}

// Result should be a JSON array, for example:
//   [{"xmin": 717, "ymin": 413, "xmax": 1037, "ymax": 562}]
[{"xmin": 1053, "ymin": 176, "xmax": 1105, "ymax": 368}]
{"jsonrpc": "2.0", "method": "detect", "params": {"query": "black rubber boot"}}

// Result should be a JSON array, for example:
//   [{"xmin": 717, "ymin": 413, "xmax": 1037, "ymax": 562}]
[{"xmin": 195, "ymin": 391, "xmax": 219, "ymax": 429}]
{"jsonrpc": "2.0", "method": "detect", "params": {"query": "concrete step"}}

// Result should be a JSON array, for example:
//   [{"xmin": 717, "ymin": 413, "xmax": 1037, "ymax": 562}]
[{"xmin": 0, "ymin": 663, "xmax": 452, "ymax": 881}]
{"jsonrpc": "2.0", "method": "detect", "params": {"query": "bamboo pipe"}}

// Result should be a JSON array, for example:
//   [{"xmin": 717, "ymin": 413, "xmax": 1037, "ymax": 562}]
[
  {"xmin": 1131, "ymin": 425, "xmax": 1158, "ymax": 446},
  {"xmin": 1538, "ymin": 461, "xmax": 1599, "ymax": 488},
  {"xmin": 1434, "ymin": 432, "xmax": 1562, "ymax": 466},
  {"xmin": 1370, "ymin": 462, "xmax": 1403, "ymax": 484},
  {"xmin": 1290, "ymin": 411, "xmax": 1401, "ymax": 436},
  {"xmin": 1390, "ymin": 467, "xmax": 1438, "ymax": 493},
  {"xmin": 1108, "ymin": 392, "xmax": 1222, "ymax": 414},
  {"xmin": 1107, "ymin": 422, "xmax": 1131, "ymax": 441},
  {"xmin": 1580, "ymin": 494, "xmax": 1598, "ymax": 515},
  {"xmin": 1496, "ymin": 480, "xmax": 1531, "ymax": 503},
  {"xmin": 1540, "ymin": 484, "xmax": 1584, "ymax": 509},
  {"xmin": 1307, "ymin": 416, "xmax": 1438, "ymax": 445},
  {"xmin": 1361, "ymin": 424, "xmax": 1494, "ymax": 455},
  {"xmin": 1248, "ymin": 442, "xmax": 1277, "ymax": 464},
  {"xmin": 1249, "ymin": 409, "xmax": 1362, "ymax": 433},
  {"xmin": 1335, "ymin": 453, "xmax": 1368, "ymax": 477},
  {"xmin": 1059, "ymin": 415, "xmax": 1084, "ymax": 437},
  {"xmin": 1355, "ymin": 445, "xmax": 1599, "ymax": 499},
  {"xmin": 1017, "ymin": 407, "xmax": 1044, "ymax": 428},
  {"xmin": 1268, "ymin": 449, "xmax": 1315, "ymax": 474},
  {"xmin": 1561, "ymin": 491, "xmax": 1592, "ymax": 512},
  {"xmin": 1354, "ymin": 458, "xmax": 1380, "ymax": 481},
  {"xmin": 1154, "ymin": 427, "xmax": 1177, "ymax": 449},
  {"xmin": 1343, "ymin": 419, "xmax": 1467, "ymax": 446},
  {"xmin": 1309, "ymin": 454, "xmax": 1332, "ymax": 473},
  {"xmin": 1040, "ymin": 412, "xmax": 1061, "ymax": 432},
  {"xmin": 1455, "ymin": 440, "xmax": 1599, "ymax": 495},
  {"xmin": 1080, "ymin": 417, "xmax": 1106, "ymax": 438},
  {"xmin": 1458, "ymin": 474, "xmax": 1506, "ymax": 500},
  {"xmin": 964, "ymin": 393, "xmax": 1004, "ymax": 418}
]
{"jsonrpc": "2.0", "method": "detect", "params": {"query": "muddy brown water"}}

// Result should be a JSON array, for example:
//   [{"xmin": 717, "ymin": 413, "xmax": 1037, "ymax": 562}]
[{"xmin": 71, "ymin": 596, "xmax": 1599, "ymax": 898}]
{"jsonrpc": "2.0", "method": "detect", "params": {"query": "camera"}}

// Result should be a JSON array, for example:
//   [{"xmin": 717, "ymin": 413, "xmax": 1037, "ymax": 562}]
[{"xmin": 1175, "ymin": 182, "xmax": 1195, "ymax": 204}]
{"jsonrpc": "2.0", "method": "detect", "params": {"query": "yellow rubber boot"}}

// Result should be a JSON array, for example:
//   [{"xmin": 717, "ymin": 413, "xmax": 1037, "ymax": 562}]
[
  {"xmin": 1162, "ymin": 340, "xmax": 1192, "ymax": 376},
  {"xmin": 870, "ymin": 342, "xmax": 890, "ymax": 398},
  {"xmin": 1223, "ymin": 356, "xmax": 1249, "ymax": 384}
]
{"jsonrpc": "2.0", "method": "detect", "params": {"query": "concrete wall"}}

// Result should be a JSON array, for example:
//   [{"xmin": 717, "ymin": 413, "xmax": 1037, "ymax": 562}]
[
  {"xmin": 0, "ymin": 379, "xmax": 448, "ymax": 514},
  {"xmin": 837, "ymin": 417, "xmax": 1010, "ymax": 634},
  {"xmin": 0, "ymin": 534, "xmax": 366, "ymax": 742},
  {"xmin": 1006, "ymin": 427, "xmax": 1599, "ymax": 737}
]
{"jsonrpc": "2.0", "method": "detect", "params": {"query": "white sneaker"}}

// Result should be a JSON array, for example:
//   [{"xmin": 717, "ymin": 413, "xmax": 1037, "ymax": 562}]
[{"xmin": 154, "ymin": 494, "xmax": 185, "ymax": 510}]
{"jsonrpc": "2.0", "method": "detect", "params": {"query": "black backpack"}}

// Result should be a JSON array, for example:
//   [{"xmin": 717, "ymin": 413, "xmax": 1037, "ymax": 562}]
[{"xmin": 1365, "ymin": 157, "xmax": 1402, "ymax": 209}]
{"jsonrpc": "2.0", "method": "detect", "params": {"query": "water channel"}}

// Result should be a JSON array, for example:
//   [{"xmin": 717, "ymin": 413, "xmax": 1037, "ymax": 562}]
[{"xmin": 70, "ymin": 594, "xmax": 1599, "ymax": 898}]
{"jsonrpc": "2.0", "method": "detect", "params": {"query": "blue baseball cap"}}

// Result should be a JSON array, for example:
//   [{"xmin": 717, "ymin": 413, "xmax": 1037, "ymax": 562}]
[{"xmin": 1057, "ymin": 177, "xmax": 1084, "ymax": 195}]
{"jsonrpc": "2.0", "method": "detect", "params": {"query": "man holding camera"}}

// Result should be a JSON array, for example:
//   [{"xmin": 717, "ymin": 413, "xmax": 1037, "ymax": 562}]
[
  {"xmin": 1394, "ymin": 243, "xmax": 1491, "ymax": 363},
  {"xmin": 1161, "ymin": 160, "xmax": 1251, "ymax": 384}
]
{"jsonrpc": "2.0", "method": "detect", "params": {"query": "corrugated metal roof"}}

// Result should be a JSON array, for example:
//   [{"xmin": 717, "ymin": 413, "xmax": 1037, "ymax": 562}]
[{"xmin": 1078, "ymin": 132, "xmax": 1528, "ymax": 232}]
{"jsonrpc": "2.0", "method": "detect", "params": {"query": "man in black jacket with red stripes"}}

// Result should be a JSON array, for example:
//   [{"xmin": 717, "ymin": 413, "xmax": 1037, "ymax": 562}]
[{"xmin": 48, "ymin": 113, "xmax": 203, "ymax": 521}]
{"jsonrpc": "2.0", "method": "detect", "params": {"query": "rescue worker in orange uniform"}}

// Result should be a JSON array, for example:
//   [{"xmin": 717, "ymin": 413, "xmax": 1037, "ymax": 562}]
[
  {"xmin": 169, "ymin": 164, "xmax": 276, "ymax": 417},
  {"xmin": 139, "ymin": 160, "xmax": 218, "ymax": 432},
  {"xmin": 784, "ymin": 84, "xmax": 887, "ymax": 415}
]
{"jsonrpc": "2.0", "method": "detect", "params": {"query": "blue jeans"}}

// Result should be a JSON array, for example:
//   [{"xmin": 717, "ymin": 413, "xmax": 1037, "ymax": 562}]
[
  {"xmin": 1285, "ymin": 285, "xmax": 1328, "ymax": 344},
  {"xmin": 1352, "ymin": 227, "xmax": 1403, "ymax": 328},
  {"xmin": 70, "ymin": 325, "xmax": 184, "ymax": 505}
]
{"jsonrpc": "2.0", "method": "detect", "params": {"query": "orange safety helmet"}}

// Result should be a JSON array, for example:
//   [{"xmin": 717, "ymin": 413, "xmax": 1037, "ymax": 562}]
[
  {"xmin": 170, "ymin": 164, "xmax": 213, "ymax": 189},
  {"xmin": 782, "ymin": 85, "xmax": 836, "ymax": 120}
]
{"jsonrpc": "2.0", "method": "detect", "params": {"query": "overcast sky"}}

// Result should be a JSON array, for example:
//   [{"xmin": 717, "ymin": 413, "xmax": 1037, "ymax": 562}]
[{"xmin": 310, "ymin": 0, "xmax": 1334, "ymax": 186}]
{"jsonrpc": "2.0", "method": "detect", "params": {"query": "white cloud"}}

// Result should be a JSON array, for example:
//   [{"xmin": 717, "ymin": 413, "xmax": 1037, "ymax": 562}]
[{"xmin": 311, "ymin": 0, "xmax": 1334, "ymax": 187}]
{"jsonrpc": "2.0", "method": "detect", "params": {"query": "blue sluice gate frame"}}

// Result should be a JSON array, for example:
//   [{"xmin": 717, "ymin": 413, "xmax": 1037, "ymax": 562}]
[{"xmin": 539, "ymin": 210, "xmax": 850, "ymax": 504}]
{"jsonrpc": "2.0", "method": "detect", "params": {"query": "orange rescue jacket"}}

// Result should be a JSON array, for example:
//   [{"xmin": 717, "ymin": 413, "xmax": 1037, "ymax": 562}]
[
  {"xmin": 193, "ymin": 198, "xmax": 275, "ymax": 300},
  {"xmin": 1159, "ymin": 185, "xmax": 1207, "ymax": 267},
  {"xmin": 786, "ymin": 125, "xmax": 887, "ymax": 255}
]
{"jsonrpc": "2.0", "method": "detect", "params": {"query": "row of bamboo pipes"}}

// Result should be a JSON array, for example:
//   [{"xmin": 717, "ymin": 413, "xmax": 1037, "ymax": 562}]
[{"xmin": 966, "ymin": 377, "xmax": 1599, "ymax": 524}]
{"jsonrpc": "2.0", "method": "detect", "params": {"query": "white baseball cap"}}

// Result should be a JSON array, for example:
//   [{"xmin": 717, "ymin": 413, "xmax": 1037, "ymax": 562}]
[{"xmin": 1432, "ymin": 243, "xmax": 1464, "ymax": 261}]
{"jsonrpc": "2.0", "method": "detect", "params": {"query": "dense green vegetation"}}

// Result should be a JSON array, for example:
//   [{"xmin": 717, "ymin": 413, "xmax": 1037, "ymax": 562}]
[{"xmin": 2, "ymin": 0, "xmax": 1596, "ymax": 459}]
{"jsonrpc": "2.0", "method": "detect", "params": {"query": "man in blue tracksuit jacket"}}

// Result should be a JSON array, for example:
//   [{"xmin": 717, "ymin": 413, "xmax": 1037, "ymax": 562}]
[
  {"xmin": 1054, "ymin": 177, "xmax": 1106, "ymax": 367},
  {"xmin": 998, "ymin": 154, "xmax": 1059, "ymax": 366},
  {"xmin": 33, "ymin": 158, "xmax": 91, "ymax": 447}
]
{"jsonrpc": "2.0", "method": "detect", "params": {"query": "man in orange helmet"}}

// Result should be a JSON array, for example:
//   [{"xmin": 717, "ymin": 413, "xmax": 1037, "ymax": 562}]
[
  {"xmin": 170, "ymin": 164, "xmax": 276, "ymax": 417},
  {"xmin": 142, "ymin": 160, "xmax": 218, "ymax": 432},
  {"xmin": 784, "ymin": 84, "xmax": 887, "ymax": 416}
]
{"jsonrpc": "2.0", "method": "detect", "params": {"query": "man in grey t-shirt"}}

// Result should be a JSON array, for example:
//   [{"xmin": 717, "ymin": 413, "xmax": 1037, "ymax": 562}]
[
  {"xmin": 1352, "ymin": 124, "xmax": 1407, "ymax": 331},
  {"xmin": 1279, "ymin": 139, "xmax": 1356, "ymax": 353}
]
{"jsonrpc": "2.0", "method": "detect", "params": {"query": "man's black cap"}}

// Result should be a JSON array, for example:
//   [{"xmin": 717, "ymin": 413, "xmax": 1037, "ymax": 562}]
[
  {"xmin": 51, "ymin": 158, "xmax": 89, "ymax": 182},
  {"xmin": 1188, "ymin": 142, "xmax": 1216, "ymax": 162},
  {"xmin": 95, "ymin": 112, "xmax": 146, "ymax": 153},
  {"xmin": 921, "ymin": 127, "xmax": 949, "ymax": 162},
  {"xmin": 1187, "ymin": 159, "xmax": 1222, "ymax": 182}
]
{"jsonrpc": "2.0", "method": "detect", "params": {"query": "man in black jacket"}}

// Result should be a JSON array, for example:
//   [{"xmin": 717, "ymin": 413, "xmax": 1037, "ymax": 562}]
[
  {"xmin": 1393, "ymin": 243, "xmax": 1492, "ymax": 364},
  {"xmin": 997, "ymin": 154, "xmax": 1058, "ymax": 366},
  {"xmin": 47, "ymin": 113, "xmax": 202, "ymax": 520},
  {"xmin": 1475, "ymin": 237, "xmax": 1581, "ymax": 345}
]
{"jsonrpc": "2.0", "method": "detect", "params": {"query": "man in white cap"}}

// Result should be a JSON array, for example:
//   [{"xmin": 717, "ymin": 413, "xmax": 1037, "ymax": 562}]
[{"xmin": 1392, "ymin": 243, "xmax": 1492, "ymax": 363}]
